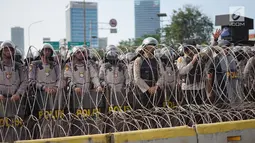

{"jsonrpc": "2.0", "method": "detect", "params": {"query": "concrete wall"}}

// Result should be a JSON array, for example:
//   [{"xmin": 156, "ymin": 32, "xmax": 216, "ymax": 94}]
[{"xmin": 16, "ymin": 119, "xmax": 255, "ymax": 143}]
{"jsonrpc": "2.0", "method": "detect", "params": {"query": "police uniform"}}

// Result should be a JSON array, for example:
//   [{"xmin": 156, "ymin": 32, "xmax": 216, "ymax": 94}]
[
  {"xmin": 243, "ymin": 56, "xmax": 255, "ymax": 101},
  {"xmin": 133, "ymin": 56, "xmax": 164, "ymax": 109},
  {"xmin": 208, "ymin": 50, "xmax": 241, "ymax": 107},
  {"xmin": 0, "ymin": 41, "xmax": 28, "ymax": 142},
  {"xmin": 64, "ymin": 51, "xmax": 102, "ymax": 135},
  {"xmin": 99, "ymin": 62, "xmax": 129, "ymax": 94},
  {"xmin": 28, "ymin": 46, "xmax": 61, "ymax": 139},
  {"xmin": 177, "ymin": 54, "xmax": 206, "ymax": 105}
]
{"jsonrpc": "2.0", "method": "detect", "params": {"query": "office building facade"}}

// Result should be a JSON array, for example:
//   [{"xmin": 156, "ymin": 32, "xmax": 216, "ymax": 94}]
[
  {"xmin": 134, "ymin": 0, "xmax": 160, "ymax": 38},
  {"xmin": 11, "ymin": 27, "xmax": 25, "ymax": 55},
  {"xmin": 98, "ymin": 37, "xmax": 108, "ymax": 49},
  {"xmin": 66, "ymin": 1, "xmax": 98, "ymax": 48}
]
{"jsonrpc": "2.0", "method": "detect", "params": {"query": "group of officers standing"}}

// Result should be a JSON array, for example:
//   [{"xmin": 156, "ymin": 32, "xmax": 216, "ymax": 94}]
[{"xmin": 0, "ymin": 29, "xmax": 255, "ymax": 142}]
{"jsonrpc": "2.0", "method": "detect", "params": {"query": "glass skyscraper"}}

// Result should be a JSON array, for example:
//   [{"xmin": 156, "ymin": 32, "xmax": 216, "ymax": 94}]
[
  {"xmin": 135, "ymin": 0, "xmax": 160, "ymax": 38},
  {"xmin": 66, "ymin": 1, "xmax": 98, "ymax": 48},
  {"xmin": 11, "ymin": 27, "xmax": 24, "ymax": 56}
]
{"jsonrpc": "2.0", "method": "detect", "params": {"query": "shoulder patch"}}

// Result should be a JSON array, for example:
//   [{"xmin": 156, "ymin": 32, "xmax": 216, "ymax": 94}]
[
  {"xmin": 65, "ymin": 65, "xmax": 70, "ymax": 71},
  {"xmin": 29, "ymin": 64, "xmax": 33, "ymax": 72},
  {"xmin": 177, "ymin": 57, "xmax": 183, "ymax": 63}
]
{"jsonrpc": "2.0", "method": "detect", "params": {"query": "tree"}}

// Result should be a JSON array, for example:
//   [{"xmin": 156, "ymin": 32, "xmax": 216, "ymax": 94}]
[{"xmin": 164, "ymin": 4, "xmax": 213, "ymax": 44}]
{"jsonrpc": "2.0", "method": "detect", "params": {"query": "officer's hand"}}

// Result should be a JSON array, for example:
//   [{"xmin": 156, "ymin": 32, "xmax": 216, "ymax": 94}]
[
  {"xmin": 213, "ymin": 29, "xmax": 221, "ymax": 40},
  {"xmin": 96, "ymin": 86, "xmax": 104, "ymax": 92},
  {"xmin": 0, "ymin": 95, "xmax": 5, "ymax": 101},
  {"xmin": 44, "ymin": 87, "xmax": 51, "ymax": 94},
  {"xmin": 49, "ymin": 87, "xmax": 58, "ymax": 95},
  {"xmin": 74, "ymin": 87, "xmax": 82, "ymax": 96},
  {"xmin": 208, "ymin": 92, "xmax": 215, "ymax": 103},
  {"xmin": 148, "ymin": 87, "xmax": 156, "ymax": 95},
  {"xmin": 11, "ymin": 94, "xmax": 20, "ymax": 101},
  {"xmin": 151, "ymin": 86, "xmax": 158, "ymax": 95},
  {"xmin": 192, "ymin": 54, "xmax": 198, "ymax": 64}
]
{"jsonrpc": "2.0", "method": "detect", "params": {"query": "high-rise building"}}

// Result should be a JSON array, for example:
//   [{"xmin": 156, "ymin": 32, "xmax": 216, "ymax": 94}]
[
  {"xmin": 98, "ymin": 37, "xmax": 108, "ymax": 49},
  {"xmin": 66, "ymin": 1, "xmax": 98, "ymax": 48},
  {"xmin": 11, "ymin": 27, "xmax": 24, "ymax": 55},
  {"xmin": 134, "ymin": 0, "xmax": 160, "ymax": 38}
]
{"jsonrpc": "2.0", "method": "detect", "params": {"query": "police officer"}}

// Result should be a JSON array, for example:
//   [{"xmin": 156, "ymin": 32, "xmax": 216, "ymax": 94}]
[
  {"xmin": 207, "ymin": 40, "xmax": 241, "ymax": 107},
  {"xmin": 28, "ymin": 43, "xmax": 61, "ymax": 139},
  {"xmin": 243, "ymin": 51, "xmax": 255, "ymax": 102},
  {"xmin": 159, "ymin": 47, "xmax": 178, "ymax": 108},
  {"xmin": 99, "ymin": 45, "xmax": 130, "ymax": 112},
  {"xmin": 99, "ymin": 45, "xmax": 130, "ymax": 132},
  {"xmin": 177, "ymin": 44, "xmax": 207, "ymax": 105},
  {"xmin": 133, "ymin": 37, "xmax": 163, "ymax": 109},
  {"xmin": 64, "ymin": 46, "xmax": 103, "ymax": 135},
  {"xmin": 0, "ymin": 40, "xmax": 28, "ymax": 142}
]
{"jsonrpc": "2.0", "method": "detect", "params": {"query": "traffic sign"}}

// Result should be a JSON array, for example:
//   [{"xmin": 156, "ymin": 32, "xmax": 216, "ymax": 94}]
[
  {"xmin": 43, "ymin": 41, "xmax": 59, "ymax": 50},
  {"xmin": 68, "ymin": 42, "xmax": 84, "ymax": 48},
  {"xmin": 85, "ymin": 42, "xmax": 90, "ymax": 47},
  {"xmin": 110, "ymin": 28, "xmax": 117, "ymax": 33},
  {"xmin": 109, "ymin": 19, "xmax": 117, "ymax": 27}
]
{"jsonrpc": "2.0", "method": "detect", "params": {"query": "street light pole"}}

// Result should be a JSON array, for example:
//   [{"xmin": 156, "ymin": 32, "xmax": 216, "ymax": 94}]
[
  {"xmin": 157, "ymin": 13, "xmax": 167, "ymax": 43},
  {"xmin": 28, "ymin": 20, "xmax": 43, "ymax": 46}
]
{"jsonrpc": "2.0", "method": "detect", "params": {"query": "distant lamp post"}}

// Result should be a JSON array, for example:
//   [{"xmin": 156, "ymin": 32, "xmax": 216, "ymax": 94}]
[
  {"xmin": 28, "ymin": 20, "xmax": 44, "ymax": 46},
  {"xmin": 157, "ymin": 13, "xmax": 167, "ymax": 43}
]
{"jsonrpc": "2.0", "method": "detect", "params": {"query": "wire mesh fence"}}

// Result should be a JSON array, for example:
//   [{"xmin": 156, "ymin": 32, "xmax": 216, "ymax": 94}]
[{"xmin": 0, "ymin": 43, "xmax": 255, "ymax": 142}]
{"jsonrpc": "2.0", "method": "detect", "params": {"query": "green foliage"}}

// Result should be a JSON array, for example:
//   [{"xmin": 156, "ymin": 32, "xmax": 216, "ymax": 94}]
[{"xmin": 164, "ymin": 4, "xmax": 213, "ymax": 44}]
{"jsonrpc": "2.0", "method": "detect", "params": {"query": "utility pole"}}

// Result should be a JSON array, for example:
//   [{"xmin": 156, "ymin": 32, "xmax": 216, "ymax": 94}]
[{"xmin": 83, "ymin": 0, "xmax": 86, "ymax": 44}]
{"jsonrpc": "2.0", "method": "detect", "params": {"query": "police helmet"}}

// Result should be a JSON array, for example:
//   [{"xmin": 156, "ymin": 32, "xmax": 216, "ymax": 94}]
[
  {"xmin": 105, "ymin": 47, "xmax": 120, "ymax": 60},
  {"xmin": 198, "ymin": 46, "xmax": 213, "ymax": 61},
  {"xmin": 0, "ymin": 40, "xmax": 16, "ymax": 58},
  {"xmin": 72, "ymin": 45, "xmax": 87, "ymax": 55},
  {"xmin": 106, "ymin": 45, "xmax": 117, "ymax": 53},
  {"xmin": 160, "ymin": 47, "xmax": 175, "ymax": 60},
  {"xmin": 125, "ymin": 52, "xmax": 136, "ymax": 62},
  {"xmin": 40, "ymin": 43, "xmax": 54, "ymax": 56},
  {"xmin": 0, "ymin": 40, "xmax": 15, "ymax": 50},
  {"xmin": 142, "ymin": 37, "xmax": 158, "ymax": 48}
]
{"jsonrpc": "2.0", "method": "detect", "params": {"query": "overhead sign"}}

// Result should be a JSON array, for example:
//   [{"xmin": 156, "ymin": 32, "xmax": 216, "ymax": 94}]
[
  {"xmin": 85, "ymin": 42, "xmax": 90, "ymax": 47},
  {"xmin": 68, "ymin": 42, "xmax": 91, "ymax": 48},
  {"xmin": 68, "ymin": 42, "xmax": 84, "ymax": 48},
  {"xmin": 43, "ymin": 41, "xmax": 59, "ymax": 50},
  {"xmin": 109, "ymin": 19, "xmax": 117, "ymax": 27},
  {"xmin": 110, "ymin": 28, "xmax": 117, "ymax": 33}
]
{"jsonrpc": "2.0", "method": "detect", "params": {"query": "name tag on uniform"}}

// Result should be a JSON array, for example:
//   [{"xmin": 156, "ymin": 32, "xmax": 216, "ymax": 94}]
[
  {"xmin": 79, "ymin": 72, "xmax": 84, "ymax": 78},
  {"xmin": 45, "ymin": 68, "xmax": 50, "ymax": 76},
  {"xmin": 227, "ymin": 72, "xmax": 238, "ymax": 78},
  {"xmin": 114, "ymin": 72, "xmax": 118, "ymax": 78},
  {"xmin": 6, "ymin": 72, "xmax": 12, "ymax": 79}
]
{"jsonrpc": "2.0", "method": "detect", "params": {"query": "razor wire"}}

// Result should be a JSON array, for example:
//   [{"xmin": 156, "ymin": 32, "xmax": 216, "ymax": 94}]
[{"xmin": 0, "ymin": 44, "xmax": 255, "ymax": 142}]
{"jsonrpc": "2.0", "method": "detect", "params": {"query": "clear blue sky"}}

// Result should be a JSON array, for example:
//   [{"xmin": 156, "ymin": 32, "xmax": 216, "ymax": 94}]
[{"xmin": 0, "ymin": 0, "xmax": 254, "ymax": 54}]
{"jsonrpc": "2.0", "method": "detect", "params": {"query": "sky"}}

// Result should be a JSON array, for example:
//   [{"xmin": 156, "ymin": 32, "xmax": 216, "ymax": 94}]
[{"xmin": 0, "ymin": 0, "xmax": 254, "ymax": 54}]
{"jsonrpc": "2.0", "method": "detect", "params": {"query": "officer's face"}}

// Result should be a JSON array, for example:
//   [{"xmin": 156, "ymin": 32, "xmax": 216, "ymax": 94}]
[
  {"xmin": 223, "ymin": 47, "xmax": 230, "ymax": 55},
  {"xmin": 2, "ymin": 47, "xmax": 14, "ymax": 59},
  {"xmin": 144, "ymin": 45, "xmax": 155, "ymax": 54},
  {"xmin": 75, "ymin": 51, "xmax": 86, "ymax": 60},
  {"xmin": 43, "ymin": 48, "xmax": 52, "ymax": 57}
]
